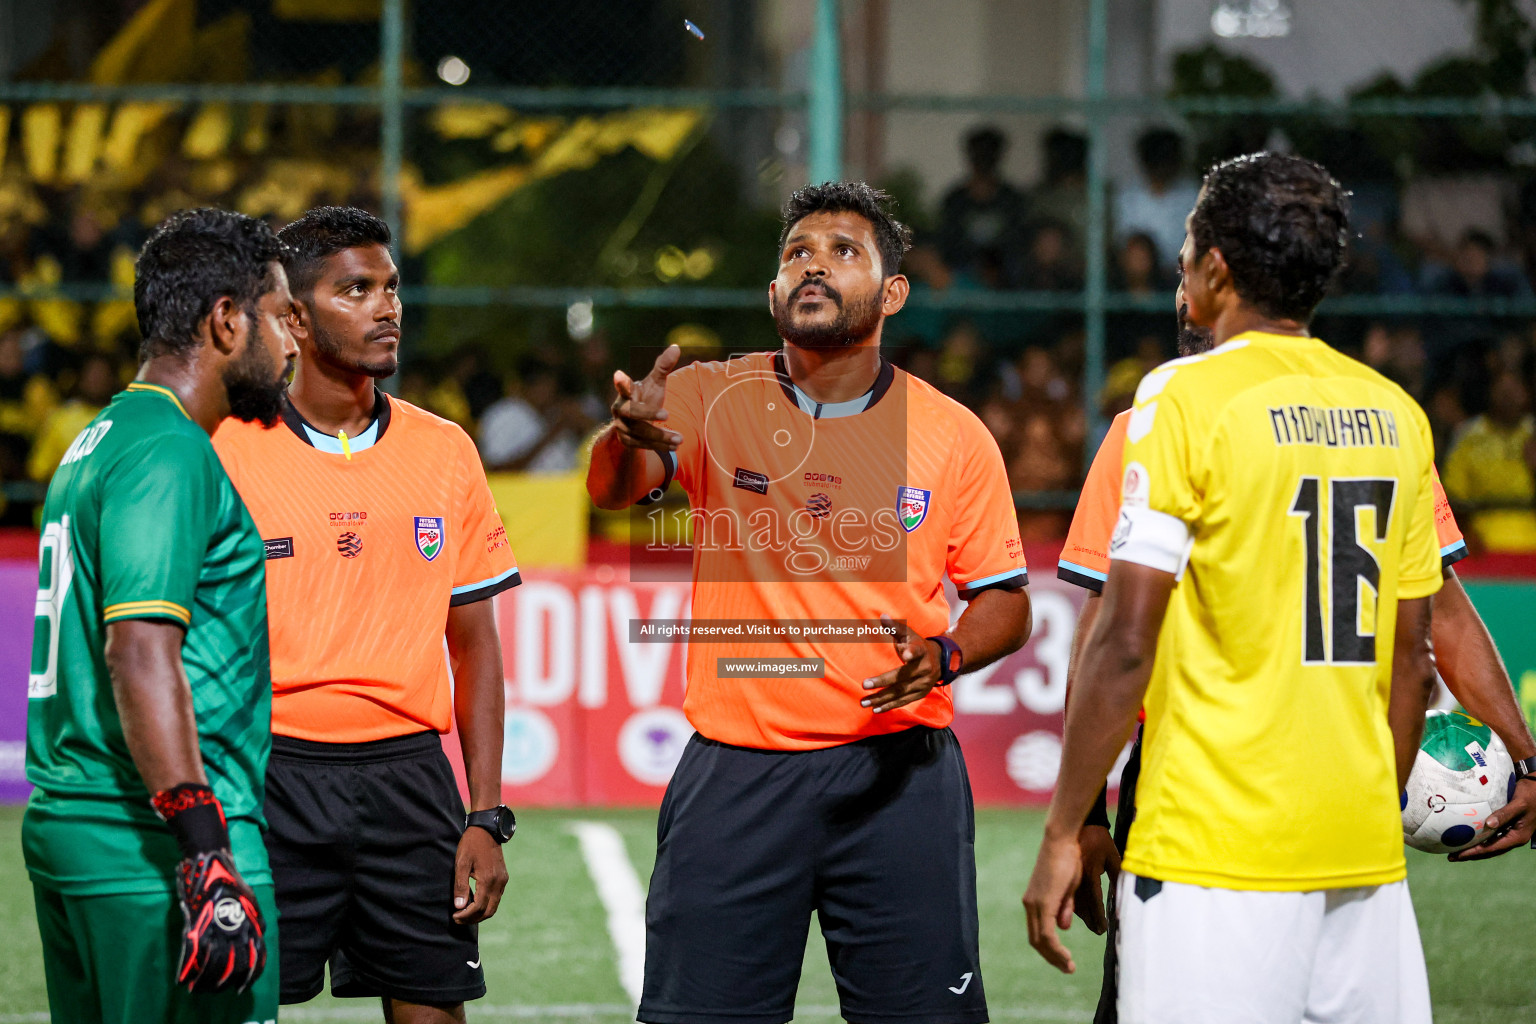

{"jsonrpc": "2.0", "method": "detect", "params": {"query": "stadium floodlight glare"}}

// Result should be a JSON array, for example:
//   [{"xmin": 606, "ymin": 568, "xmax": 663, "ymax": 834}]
[
  {"xmin": 436, "ymin": 55, "xmax": 471, "ymax": 86},
  {"xmin": 775, "ymin": 126, "xmax": 802, "ymax": 155},
  {"xmin": 1211, "ymin": 0, "xmax": 1291, "ymax": 38},
  {"xmin": 567, "ymin": 298, "xmax": 595, "ymax": 340}
]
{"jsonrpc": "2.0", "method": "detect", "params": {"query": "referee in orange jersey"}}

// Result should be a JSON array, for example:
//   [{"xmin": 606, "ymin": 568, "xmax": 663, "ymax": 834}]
[
  {"xmin": 214, "ymin": 208, "xmax": 519, "ymax": 1024},
  {"xmin": 589, "ymin": 182, "xmax": 1034, "ymax": 1024}
]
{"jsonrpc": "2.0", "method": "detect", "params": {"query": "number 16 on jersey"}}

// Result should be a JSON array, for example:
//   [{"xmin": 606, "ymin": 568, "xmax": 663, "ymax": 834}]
[{"xmin": 1288, "ymin": 477, "xmax": 1396, "ymax": 666}]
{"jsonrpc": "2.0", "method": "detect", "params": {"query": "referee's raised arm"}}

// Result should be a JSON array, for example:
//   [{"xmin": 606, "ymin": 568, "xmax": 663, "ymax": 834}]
[{"xmin": 587, "ymin": 342, "xmax": 682, "ymax": 509}]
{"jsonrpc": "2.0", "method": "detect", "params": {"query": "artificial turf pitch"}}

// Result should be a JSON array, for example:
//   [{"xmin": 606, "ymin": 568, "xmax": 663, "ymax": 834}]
[{"xmin": 0, "ymin": 806, "xmax": 1530, "ymax": 1023}]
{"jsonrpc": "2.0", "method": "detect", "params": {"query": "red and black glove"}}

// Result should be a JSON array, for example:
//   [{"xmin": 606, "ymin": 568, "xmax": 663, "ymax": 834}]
[{"xmin": 151, "ymin": 783, "xmax": 266, "ymax": 994}]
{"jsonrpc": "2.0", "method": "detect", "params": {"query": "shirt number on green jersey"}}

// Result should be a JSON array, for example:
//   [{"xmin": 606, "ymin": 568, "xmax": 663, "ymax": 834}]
[
  {"xmin": 1289, "ymin": 477, "xmax": 1396, "ymax": 665},
  {"xmin": 29, "ymin": 516, "xmax": 74, "ymax": 699}
]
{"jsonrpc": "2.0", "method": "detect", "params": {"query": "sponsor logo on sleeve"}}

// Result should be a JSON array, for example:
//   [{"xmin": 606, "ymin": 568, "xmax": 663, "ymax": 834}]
[
  {"xmin": 733, "ymin": 467, "xmax": 770, "ymax": 494},
  {"xmin": 263, "ymin": 537, "xmax": 294, "ymax": 560},
  {"xmin": 1122, "ymin": 461, "xmax": 1150, "ymax": 509},
  {"xmin": 415, "ymin": 516, "xmax": 445, "ymax": 561}
]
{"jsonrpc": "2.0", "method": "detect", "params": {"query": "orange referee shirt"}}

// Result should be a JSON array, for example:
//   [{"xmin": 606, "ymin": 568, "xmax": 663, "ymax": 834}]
[
  {"xmin": 658, "ymin": 350, "xmax": 1026, "ymax": 750},
  {"xmin": 213, "ymin": 391, "xmax": 519, "ymax": 742},
  {"xmin": 1057, "ymin": 409, "xmax": 1469, "ymax": 594}
]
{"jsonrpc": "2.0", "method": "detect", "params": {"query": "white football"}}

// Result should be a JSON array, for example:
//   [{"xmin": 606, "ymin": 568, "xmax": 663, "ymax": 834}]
[{"xmin": 1402, "ymin": 710, "xmax": 1515, "ymax": 854}]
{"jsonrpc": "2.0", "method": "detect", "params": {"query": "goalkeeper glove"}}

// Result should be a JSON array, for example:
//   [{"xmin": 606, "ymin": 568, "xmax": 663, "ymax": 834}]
[{"xmin": 151, "ymin": 783, "xmax": 267, "ymax": 994}]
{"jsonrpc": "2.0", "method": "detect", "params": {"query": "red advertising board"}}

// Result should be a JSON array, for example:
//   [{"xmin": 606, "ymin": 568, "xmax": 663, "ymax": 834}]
[{"xmin": 457, "ymin": 551, "xmax": 1094, "ymax": 807}]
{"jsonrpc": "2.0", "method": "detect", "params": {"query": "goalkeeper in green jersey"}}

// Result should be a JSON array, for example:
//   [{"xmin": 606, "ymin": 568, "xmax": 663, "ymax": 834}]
[{"xmin": 22, "ymin": 208, "xmax": 297, "ymax": 1024}]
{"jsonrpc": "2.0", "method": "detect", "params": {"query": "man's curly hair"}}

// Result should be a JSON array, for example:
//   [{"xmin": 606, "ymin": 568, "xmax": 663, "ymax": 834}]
[
  {"xmin": 134, "ymin": 208, "xmax": 285, "ymax": 360},
  {"xmin": 778, "ymin": 181, "xmax": 913, "ymax": 277},
  {"xmin": 1190, "ymin": 152, "xmax": 1350, "ymax": 324}
]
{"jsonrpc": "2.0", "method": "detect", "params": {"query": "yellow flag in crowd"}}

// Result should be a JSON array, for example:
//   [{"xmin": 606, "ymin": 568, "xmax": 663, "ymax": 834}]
[{"xmin": 404, "ymin": 107, "xmax": 703, "ymax": 253}]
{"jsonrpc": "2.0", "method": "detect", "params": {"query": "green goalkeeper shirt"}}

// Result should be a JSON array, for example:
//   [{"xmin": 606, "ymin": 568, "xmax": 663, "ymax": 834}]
[{"xmin": 23, "ymin": 382, "xmax": 272, "ymax": 894}]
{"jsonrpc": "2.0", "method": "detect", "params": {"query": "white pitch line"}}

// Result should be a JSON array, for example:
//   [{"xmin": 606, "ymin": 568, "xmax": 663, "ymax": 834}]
[
  {"xmin": 278, "ymin": 1005, "xmax": 636, "ymax": 1020},
  {"xmin": 568, "ymin": 820, "xmax": 648, "ymax": 1007},
  {"xmin": 0, "ymin": 1004, "xmax": 1090, "ymax": 1023}
]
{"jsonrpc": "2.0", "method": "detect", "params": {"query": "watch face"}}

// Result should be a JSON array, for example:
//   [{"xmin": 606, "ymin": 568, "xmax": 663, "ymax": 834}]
[{"xmin": 497, "ymin": 806, "xmax": 517, "ymax": 840}]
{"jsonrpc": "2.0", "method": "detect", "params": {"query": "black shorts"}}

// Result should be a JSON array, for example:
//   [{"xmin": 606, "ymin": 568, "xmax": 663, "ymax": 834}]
[
  {"xmin": 264, "ymin": 731, "xmax": 485, "ymax": 1006},
  {"xmin": 1093, "ymin": 728, "xmax": 1144, "ymax": 1024},
  {"xmin": 640, "ymin": 726, "xmax": 986, "ymax": 1024}
]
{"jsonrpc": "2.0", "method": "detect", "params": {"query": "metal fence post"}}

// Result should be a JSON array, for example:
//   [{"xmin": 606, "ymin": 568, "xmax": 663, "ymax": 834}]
[
  {"xmin": 807, "ymin": 0, "xmax": 843, "ymax": 184},
  {"xmin": 379, "ymin": 0, "xmax": 405, "ymax": 391},
  {"xmin": 1083, "ymin": 0, "xmax": 1110, "ymax": 457},
  {"xmin": 380, "ymin": 0, "xmax": 404, "ymax": 258}
]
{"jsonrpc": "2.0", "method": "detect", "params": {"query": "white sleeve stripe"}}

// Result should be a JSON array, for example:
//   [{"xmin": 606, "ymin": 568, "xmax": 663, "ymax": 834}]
[{"xmin": 1109, "ymin": 506, "xmax": 1192, "ymax": 576}]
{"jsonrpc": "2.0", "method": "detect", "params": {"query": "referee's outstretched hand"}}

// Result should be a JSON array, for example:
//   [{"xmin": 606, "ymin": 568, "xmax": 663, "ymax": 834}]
[
  {"xmin": 610, "ymin": 344, "xmax": 682, "ymax": 452},
  {"xmin": 453, "ymin": 826, "xmax": 509, "ymax": 925},
  {"xmin": 860, "ymin": 615, "xmax": 943, "ymax": 713}
]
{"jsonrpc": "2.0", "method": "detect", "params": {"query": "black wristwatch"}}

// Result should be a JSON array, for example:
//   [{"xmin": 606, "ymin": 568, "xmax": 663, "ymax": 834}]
[
  {"xmin": 1515, "ymin": 756, "xmax": 1536, "ymax": 782},
  {"xmin": 465, "ymin": 805, "xmax": 517, "ymax": 844},
  {"xmin": 927, "ymin": 634, "xmax": 963, "ymax": 686}
]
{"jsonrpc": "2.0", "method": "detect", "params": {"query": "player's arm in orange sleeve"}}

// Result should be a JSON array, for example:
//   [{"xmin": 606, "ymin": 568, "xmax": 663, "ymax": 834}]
[
  {"xmin": 446, "ymin": 597, "xmax": 509, "ymax": 925},
  {"xmin": 444, "ymin": 429, "xmax": 520, "ymax": 925},
  {"xmin": 864, "ymin": 416, "xmax": 1031, "ymax": 713},
  {"xmin": 1413, "ymin": 465, "xmax": 1536, "ymax": 859},
  {"xmin": 588, "ymin": 344, "xmax": 683, "ymax": 509},
  {"xmin": 1390, "ymin": 595, "xmax": 1438, "ymax": 793}
]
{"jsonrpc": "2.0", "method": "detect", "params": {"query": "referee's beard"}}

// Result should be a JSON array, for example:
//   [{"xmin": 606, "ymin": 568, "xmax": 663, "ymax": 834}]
[
  {"xmin": 773, "ymin": 280, "xmax": 884, "ymax": 350},
  {"xmin": 224, "ymin": 319, "xmax": 291, "ymax": 428}
]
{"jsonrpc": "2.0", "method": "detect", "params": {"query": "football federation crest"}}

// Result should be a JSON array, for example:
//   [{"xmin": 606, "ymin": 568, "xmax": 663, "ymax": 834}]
[
  {"xmin": 415, "ymin": 516, "xmax": 445, "ymax": 561},
  {"xmin": 897, "ymin": 486, "xmax": 931, "ymax": 533}
]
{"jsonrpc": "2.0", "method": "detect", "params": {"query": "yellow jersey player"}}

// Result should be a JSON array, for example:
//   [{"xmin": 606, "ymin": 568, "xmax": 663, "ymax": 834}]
[{"xmin": 1026, "ymin": 153, "xmax": 1441, "ymax": 1023}]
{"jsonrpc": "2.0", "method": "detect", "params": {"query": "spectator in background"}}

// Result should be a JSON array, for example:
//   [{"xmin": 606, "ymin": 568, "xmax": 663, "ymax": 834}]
[
  {"xmin": 1442, "ymin": 368, "xmax": 1536, "ymax": 553},
  {"xmin": 0, "ymin": 327, "xmax": 57, "ymax": 446},
  {"xmin": 1425, "ymin": 229, "xmax": 1533, "ymax": 300},
  {"xmin": 1361, "ymin": 321, "xmax": 1427, "ymax": 399},
  {"xmin": 1424, "ymin": 229, "xmax": 1533, "ymax": 363},
  {"xmin": 1107, "ymin": 231, "xmax": 1171, "ymax": 361},
  {"xmin": 0, "ymin": 328, "xmax": 55, "ymax": 517},
  {"xmin": 28, "ymin": 352, "xmax": 119, "ymax": 482},
  {"xmin": 1006, "ymin": 412, "xmax": 1075, "ymax": 542},
  {"xmin": 1019, "ymin": 219, "xmax": 1082, "ymax": 292},
  {"xmin": 1113, "ymin": 128, "xmax": 1199, "ymax": 276},
  {"xmin": 444, "ymin": 344, "xmax": 508, "ymax": 426},
  {"xmin": 931, "ymin": 320, "xmax": 986, "ymax": 407},
  {"xmin": 478, "ymin": 354, "xmax": 591, "ymax": 473},
  {"xmin": 935, "ymin": 126, "xmax": 1030, "ymax": 286},
  {"xmin": 1029, "ymin": 128, "xmax": 1088, "ymax": 261},
  {"xmin": 1101, "ymin": 336, "xmax": 1167, "ymax": 420}
]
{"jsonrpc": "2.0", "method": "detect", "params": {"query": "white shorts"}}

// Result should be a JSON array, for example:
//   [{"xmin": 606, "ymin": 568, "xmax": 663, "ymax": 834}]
[{"xmin": 1116, "ymin": 871, "xmax": 1432, "ymax": 1024}]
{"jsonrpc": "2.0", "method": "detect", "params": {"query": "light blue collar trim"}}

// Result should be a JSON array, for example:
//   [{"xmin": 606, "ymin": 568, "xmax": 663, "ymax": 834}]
[
  {"xmin": 302, "ymin": 417, "xmax": 380, "ymax": 455},
  {"xmin": 789, "ymin": 380, "xmax": 876, "ymax": 420}
]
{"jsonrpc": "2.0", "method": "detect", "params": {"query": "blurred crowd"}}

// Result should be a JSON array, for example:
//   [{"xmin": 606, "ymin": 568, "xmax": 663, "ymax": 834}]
[
  {"xmin": 8, "ymin": 120, "xmax": 1536, "ymax": 551},
  {"xmin": 882, "ymin": 124, "xmax": 1536, "ymax": 552}
]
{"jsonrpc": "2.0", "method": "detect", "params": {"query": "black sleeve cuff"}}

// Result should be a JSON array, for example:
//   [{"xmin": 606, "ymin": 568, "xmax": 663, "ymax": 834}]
[
  {"xmin": 636, "ymin": 450, "xmax": 677, "ymax": 507},
  {"xmin": 1056, "ymin": 565, "xmax": 1105, "ymax": 593},
  {"xmin": 449, "ymin": 569, "xmax": 523, "ymax": 607},
  {"xmin": 1084, "ymin": 782, "xmax": 1112, "ymax": 830},
  {"xmin": 1441, "ymin": 542, "xmax": 1469, "ymax": 572},
  {"xmin": 955, "ymin": 570, "xmax": 1028, "ymax": 601}
]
